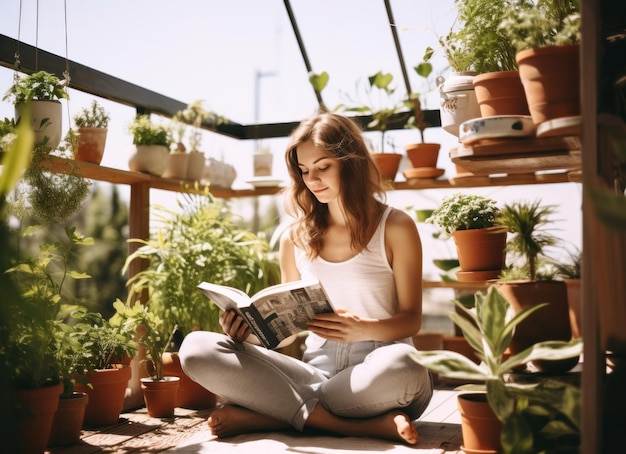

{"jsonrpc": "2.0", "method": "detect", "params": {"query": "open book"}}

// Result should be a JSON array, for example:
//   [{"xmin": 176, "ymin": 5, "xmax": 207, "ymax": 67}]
[{"xmin": 197, "ymin": 277, "xmax": 334, "ymax": 349}]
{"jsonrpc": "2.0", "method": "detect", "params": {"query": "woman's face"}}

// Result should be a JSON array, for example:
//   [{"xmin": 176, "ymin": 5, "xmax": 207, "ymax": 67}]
[{"xmin": 296, "ymin": 141, "xmax": 341, "ymax": 204}]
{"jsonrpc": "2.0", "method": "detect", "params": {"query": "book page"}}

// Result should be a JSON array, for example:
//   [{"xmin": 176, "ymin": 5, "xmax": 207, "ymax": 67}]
[{"xmin": 197, "ymin": 282, "xmax": 251, "ymax": 312}]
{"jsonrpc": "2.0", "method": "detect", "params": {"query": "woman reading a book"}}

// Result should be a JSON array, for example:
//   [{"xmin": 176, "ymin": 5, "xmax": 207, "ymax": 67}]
[{"xmin": 180, "ymin": 112, "xmax": 433, "ymax": 445}]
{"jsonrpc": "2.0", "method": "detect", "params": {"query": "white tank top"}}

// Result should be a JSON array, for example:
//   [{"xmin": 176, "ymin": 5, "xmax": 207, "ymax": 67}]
[{"xmin": 294, "ymin": 206, "xmax": 413, "ymax": 346}]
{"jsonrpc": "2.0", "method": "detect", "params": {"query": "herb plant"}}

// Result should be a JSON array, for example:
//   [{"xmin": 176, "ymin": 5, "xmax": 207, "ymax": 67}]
[
  {"xmin": 3, "ymin": 71, "xmax": 69, "ymax": 105},
  {"xmin": 73, "ymin": 100, "xmax": 110, "ymax": 128},
  {"xmin": 426, "ymin": 193, "xmax": 502, "ymax": 234},
  {"xmin": 128, "ymin": 115, "xmax": 172, "ymax": 147}
]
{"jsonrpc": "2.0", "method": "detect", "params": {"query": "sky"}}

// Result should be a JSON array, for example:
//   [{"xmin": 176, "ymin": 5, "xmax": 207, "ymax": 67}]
[{"xmin": 0, "ymin": 0, "xmax": 583, "ymax": 293}]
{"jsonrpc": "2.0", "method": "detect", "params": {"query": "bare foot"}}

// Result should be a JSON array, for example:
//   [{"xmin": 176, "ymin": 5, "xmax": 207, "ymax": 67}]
[
  {"xmin": 364, "ymin": 412, "xmax": 419, "ymax": 445},
  {"xmin": 207, "ymin": 405, "xmax": 290, "ymax": 438}
]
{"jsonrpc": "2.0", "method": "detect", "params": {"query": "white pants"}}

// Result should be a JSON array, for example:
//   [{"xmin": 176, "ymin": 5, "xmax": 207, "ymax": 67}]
[{"xmin": 179, "ymin": 331, "xmax": 433, "ymax": 431}]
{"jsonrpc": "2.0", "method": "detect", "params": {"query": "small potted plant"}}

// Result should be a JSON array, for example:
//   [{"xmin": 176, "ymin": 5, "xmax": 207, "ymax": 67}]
[
  {"xmin": 496, "ymin": 199, "xmax": 578, "ymax": 373},
  {"xmin": 426, "ymin": 193, "xmax": 507, "ymax": 281},
  {"xmin": 412, "ymin": 285, "xmax": 582, "ymax": 453},
  {"xmin": 402, "ymin": 56, "xmax": 442, "ymax": 175},
  {"xmin": 112, "ymin": 299, "xmax": 180, "ymax": 418},
  {"xmin": 3, "ymin": 70, "xmax": 69, "ymax": 149},
  {"xmin": 73, "ymin": 100, "xmax": 110, "ymax": 165},
  {"xmin": 499, "ymin": 0, "xmax": 581, "ymax": 124},
  {"xmin": 553, "ymin": 247, "xmax": 582, "ymax": 339},
  {"xmin": 71, "ymin": 308, "xmax": 137, "ymax": 428},
  {"xmin": 127, "ymin": 114, "xmax": 172, "ymax": 176}
]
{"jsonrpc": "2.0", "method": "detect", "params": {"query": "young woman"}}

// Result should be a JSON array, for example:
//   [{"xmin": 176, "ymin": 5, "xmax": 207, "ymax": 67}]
[{"xmin": 179, "ymin": 112, "xmax": 432, "ymax": 445}]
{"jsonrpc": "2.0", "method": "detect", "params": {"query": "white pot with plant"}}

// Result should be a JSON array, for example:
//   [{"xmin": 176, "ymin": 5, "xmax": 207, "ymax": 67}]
[
  {"xmin": 3, "ymin": 70, "xmax": 69, "ymax": 149},
  {"xmin": 73, "ymin": 100, "xmax": 110, "ymax": 165},
  {"xmin": 127, "ymin": 115, "xmax": 172, "ymax": 176}
]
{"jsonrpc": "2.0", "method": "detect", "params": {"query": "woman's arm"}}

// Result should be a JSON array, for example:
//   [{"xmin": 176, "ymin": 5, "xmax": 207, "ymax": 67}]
[{"xmin": 279, "ymin": 229, "xmax": 302, "ymax": 283}]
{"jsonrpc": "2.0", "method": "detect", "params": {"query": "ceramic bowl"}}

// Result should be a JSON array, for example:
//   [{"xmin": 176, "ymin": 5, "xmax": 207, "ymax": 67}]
[{"xmin": 459, "ymin": 115, "xmax": 536, "ymax": 144}]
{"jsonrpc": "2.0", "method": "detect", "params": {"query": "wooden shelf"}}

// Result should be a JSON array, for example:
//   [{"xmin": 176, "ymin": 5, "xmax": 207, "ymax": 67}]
[{"xmin": 423, "ymin": 280, "xmax": 489, "ymax": 290}]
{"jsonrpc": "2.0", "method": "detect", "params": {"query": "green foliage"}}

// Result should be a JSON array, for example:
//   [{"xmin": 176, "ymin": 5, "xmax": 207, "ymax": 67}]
[
  {"xmin": 3, "ymin": 71, "xmax": 69, "ymax": 105},
  {"xmin": 172, "ymin": 100, "xmax": 223, "ymax": 152},
  {"xmin": 128, "ymin": 114, "xmax": 173, "ymax": 147},
  {"xmin": 123, "ymin": 193, "xmax": 281, "ymax": 340},
  {"xmin": 436, "ymin": 0, "xmax": 525, "ymax": 73},
  {"xmin": 426, "ymin": 193, "xmax": 502, "ymax": 235},
  {"xmin": 498, "ymin": 200, "xmax": 558, "ymax": 281},
  {"xmin": 403, "ymin": 53, "xmax": 436, "ymax": 143},
  {"xmin": 552, "ymin": 247, "xmax": 582, "ymax": 279},
  {"xmin": 411, "ymin": 285, "xmax": 582, "ymax": 454},
  {"xmin": 112, "ymin": 299, "xmax": 175, "ymax": 381},
  {"xmin": 341, "ymin": 71, "xmax": 406, "ymax": 152},
  {"xmin": 500, "ymin": 0, "xmax": 580, "ymax": 52},
  {"xmin": 73, "ymin": 100, "xmax": 110, "ymax": 128},
  {"xmin": 3, "ymin": 225, "xmax": 93, "ymax": 389}
]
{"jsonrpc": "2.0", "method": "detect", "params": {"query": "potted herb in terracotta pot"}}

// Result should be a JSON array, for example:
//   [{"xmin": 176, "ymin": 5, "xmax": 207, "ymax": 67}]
[
  {"xmin": 3, "ymin": 70, "xmax": 68, "ymax": 149},
  {"xmin": 127, "ymin": 115, "xmax": 172, "ymax": 176},
  {"xmin": 72, "ymin": 310, "xmax": 137, "ymax": 428},
  {"xmin": 426, "ymin": 193, "xmax": 507, "ymax": 282},
  {"xmin": 402, "ymin": 57, "xmax": 442, "ymax": 176},
  {"xmin": 412, "ymin": 285, "xmax": 582, "ymax": 454},
  {"xmin": 496, "ymin": 199, "xmax": 578, "ymax": 374},
  {"xmin": 500, "ymin": 0, "xmax": 581, "ymax": 124},
  {"xmin": 73, "ymin": 100, "xmax": 110, "ymax": 165},
  {"xmin": 113, "ymin": 300, "xmax": 180, "ymax": 418},
  {"xmin": 342, "ymin": 71, "xmax": 404, "ymax": 181}
]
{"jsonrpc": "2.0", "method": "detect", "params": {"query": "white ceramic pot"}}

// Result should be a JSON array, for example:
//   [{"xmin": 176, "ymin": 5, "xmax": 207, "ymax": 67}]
[
  {"xmin": 163, "ymin": 152, "xmax": 190, "ymax": 179},
  {"xmin": 437, "ymin": 72, "xmax": 482, "ymax": 138},
  {"xmin": 15, "ymin": 100, "xmax": 63, "ymax": 149},
  {"xmin": 128, "ymin": 144, "xmax": 169, "ymax": 176},
  {"xmin": 186, "ymin": 151, "xmax": 206, "ymax": 181}
]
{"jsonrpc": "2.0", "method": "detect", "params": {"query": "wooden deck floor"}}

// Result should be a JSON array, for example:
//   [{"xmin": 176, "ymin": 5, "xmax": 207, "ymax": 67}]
[{"xmin": 45, "ymin": 387, "xmax": 463, "ymax": 454}]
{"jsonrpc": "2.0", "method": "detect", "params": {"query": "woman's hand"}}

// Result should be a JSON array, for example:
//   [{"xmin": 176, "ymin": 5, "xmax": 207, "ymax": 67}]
[
  {"xmin": 220, "ymin": 310, "xmax": 252, "ymax": 343},
  {"xmin": 306, "ymin": 309, "xmax": 372, "ymax": 342}
]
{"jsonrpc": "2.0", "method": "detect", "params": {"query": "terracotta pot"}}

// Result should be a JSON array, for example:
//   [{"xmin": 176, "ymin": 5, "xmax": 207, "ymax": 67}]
[
  {"xmin": 371, "ymin": 153, "xmax": 402, "ymax": 181},
  {"xmin": 141, "ymin": 376, "xmax": 180, "ymax": 418},
  {"xmin": 404, "ymin": 143, "xmax": 440, "ymax": 168},
  {"xmin": 15, "ymin": 383, "xmax": 63, "ymax": 454},
  {"xmin": 473, "ymin": 71, "xmax": 529, "ymax": 117},
  {"xmin": 162, "ymin": 352, "xmax": 217, "ymax": 409},
  {"xmin": 75, "ymin": 365, "xmax": 132, "ymax": 428},
  {"xmin": 15, "ymin": 100, "xmax": 63, "ymax": 149},
  {"xmin": 47, "ymin": 392, "xmax": 89, "ymax": 447},
  {"xmin": 497, "ymin": 280, "xmax": 578, "ymax": 373},
  {"xmin": 128, "ymin": 144, "xmax": 170, "ymax": 176},
  {"xmin": 564, "ymin": 278, "xmax": 581, "ymax": 339},
  {"xmin": 437, "ymin": 72, "xmax": 482, "ymax": 137},
  {"xmin": 457, "ymin": 393, "xmax": 502, "ymax": 453},
  {"xmin": 452, "ymin": 228, "xmax": 507, "ymax": 272},
  {"xmin": 186, "ymin": 151, "xmax": 206, "ymax": 181},
  {"xmin": 75, "ymin": 127, "xmax": 108, "ymax": 164},
  {"xmin": 162, "ymin": 152, "xmax": 190, "ymax": 179},
  {"xmin": 516, "ymin": 44, "xmax": 580, "ymax": 124}
]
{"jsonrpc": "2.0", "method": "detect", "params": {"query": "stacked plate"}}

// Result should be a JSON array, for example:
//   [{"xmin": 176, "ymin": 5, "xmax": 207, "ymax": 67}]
[{"xmin": 459, "ymin": 115, "xmax": 536, "ymax": 144}]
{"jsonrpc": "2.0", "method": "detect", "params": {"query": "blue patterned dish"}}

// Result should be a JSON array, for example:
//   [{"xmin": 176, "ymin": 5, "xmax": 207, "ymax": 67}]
[{"xmin": 459, "ymin": 115, "xmax": 536, "ymax": 144}]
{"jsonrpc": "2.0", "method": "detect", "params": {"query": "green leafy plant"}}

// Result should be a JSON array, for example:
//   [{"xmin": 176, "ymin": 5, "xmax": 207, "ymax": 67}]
[
  {"xmin": 432, "ymin": 0, "xmax": 524, "ymax": 73},
  {"xmin": 3, "ymin": 70, "xmax": 69, "ymax": 105},
  {"xmin": 404, "ymin": 54, "xmax": 436, "ymax": 143},
  {"xmin": 122, "ymin": 192, "xmax": 281, "ymax": 342},
  {"xmin": 497, "ymin": 200, "xmax": 558, "ymax": 281},
  {"xmin": 73, "ymin": 100, "xmax": 110, "ymax": 128},
  {"xmin": 412, "ymin": 285, "xmax": 583, "ymax": 454},
  {"xmin": 341, "ymin": 71, "xmax": 405, "ymax": 152},
  {"xmin": 4, "ymin": 225, "xmax": 93, "ymax": 389},
  {"xmin": 499, "ymin": 0, "xmax": 580, "ymax": 52},
  {"xmin": 111, "ymin": 300, "xmax": 174, "ymax": 381},
  {"xmin": 553, "ymin": 247, "xmax": 582, "ymax": 280},
  {"xmin": 426, "ymin": 193, "xmax": 502, "ymax": 235},
  {"xmin": 128, "ymin": 114, "xmax": 172, "ymax": 147},
  {"xmin": 172, "ymin": 100, "xmax": 222, "ymax": 152}
]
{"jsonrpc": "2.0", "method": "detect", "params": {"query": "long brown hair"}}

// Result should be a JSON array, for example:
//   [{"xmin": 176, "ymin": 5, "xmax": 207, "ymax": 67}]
[{"xmin": 284, "ymin": 112, "xmax": 387, "ymax": 258}]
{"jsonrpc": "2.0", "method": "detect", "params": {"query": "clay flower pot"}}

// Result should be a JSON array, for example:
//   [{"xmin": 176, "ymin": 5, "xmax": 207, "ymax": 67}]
[
  {"xmin": 75, "ymin": 127, "xmax": 108, "ymax": 164},
  {"xmin": 404, "ymin": 143, "xmax": 440, "ymax": 168},
  {"xmin": 141, "ymin": 376, "xmax": 180, "ymax": 418},
  {"xmin": 15, "ymin": 383, "xmax": 63, "ymax": 454},
  {"xmin": 371, "ymin": 153, "xmax": 402, "ymax": 181},
  {"xmin": 457, "ymin": 393, "xmax": 503, "ymax": 453},
  {"xmin": 47, "ymin": 392, "xmax": 89, "ymax": 447},
  {"xmin": 452, "ymin": 228, "xmax": 507, "ymax": 273},
  {"xmin": 473, "ymin": 70, "xmax": 529, "ymax": 117},
  {"xmin": 75, "ymin": 365, "xmax": 132, "ymax": 428}
]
